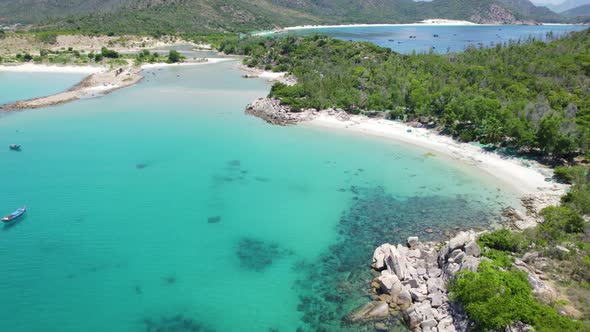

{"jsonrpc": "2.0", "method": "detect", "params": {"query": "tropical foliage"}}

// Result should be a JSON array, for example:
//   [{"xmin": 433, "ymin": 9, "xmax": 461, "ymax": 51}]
[{"xmin": 220, "ymin": 29, "xmax": 590, "ymax": 158}]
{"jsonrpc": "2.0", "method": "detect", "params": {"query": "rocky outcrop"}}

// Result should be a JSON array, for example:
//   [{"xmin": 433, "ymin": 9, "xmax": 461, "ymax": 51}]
[
  {"xmin": 502, "ymin": 192, "xmax": 564, "ymax": 230},
  {"xmin": 362, "ymin": 232, "xmax": 482, "ymax": 332},
  {"xmin": 361, "ymin": 230, "xmax": 566, "ymax": 331},
  {"xmin": 245, "ymin": 97, "xmax": 350, "ymax": 126}
]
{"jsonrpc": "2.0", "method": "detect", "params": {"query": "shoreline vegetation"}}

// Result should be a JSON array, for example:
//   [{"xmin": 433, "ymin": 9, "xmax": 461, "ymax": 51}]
[{"xmin": 0, "ymin": 33, "xmax": 235, "ymax": 110}]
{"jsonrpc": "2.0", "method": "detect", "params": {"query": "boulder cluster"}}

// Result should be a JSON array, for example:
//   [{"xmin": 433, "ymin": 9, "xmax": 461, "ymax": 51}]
[
  {"xmin": 245, "ymin": 98, "xmax": 350, "ymax": 126},
  {"xmin": 364, "ymin": 231, "xmax": 483, "ymax": 332}
]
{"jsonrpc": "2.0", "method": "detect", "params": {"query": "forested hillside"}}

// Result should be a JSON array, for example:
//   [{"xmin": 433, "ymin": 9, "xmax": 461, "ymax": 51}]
[
  {"xmin": 0, "ymin": 0, "xmax": 126, "ymax": 24},
  {"xmin": 0, "ymin": 0, "xmax": 569, "ymax": 34},
  {"xmin": 220, "ymin": 29, "xmax": 590, "ymax": 159}
]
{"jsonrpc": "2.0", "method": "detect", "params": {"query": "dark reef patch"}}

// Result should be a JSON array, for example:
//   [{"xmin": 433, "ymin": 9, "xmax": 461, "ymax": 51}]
[
  {"xmin": 142, "ymin": 315, "xmax": 214, "ymax": 332},
  {"xmin": 207, "ymin": 216, "xmax": 222, "ymax": 224},
  {"xmin": 228, "ymin": 160, "xmax": 241, "ymax": 167},
  {"xmin": 163, "ymin": 275, "xmax": 177, "ymax": 285},
  {"xmin": 237, "ymin": 238, "xmax": 294, "ymax": 272},
  {"xmin": 294, "ymin": 186, "xmax": 499, "ymax": 331}
]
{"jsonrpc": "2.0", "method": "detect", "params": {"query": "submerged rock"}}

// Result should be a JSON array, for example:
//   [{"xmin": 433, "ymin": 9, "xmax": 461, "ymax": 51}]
[
  {"xmin": 347, "ymin": 301, "xmax": 390, "ymax": 322},
  {"xmin": 207, "ymin": 216, "xmax": 221, "ymax": 224},
  {"xmin": 236, "ymin": 238, "xmax": 293, "ymax": 272},
  {"xmin": 142, "ymin": 315, "xmax": 214, "ymax": 332}
]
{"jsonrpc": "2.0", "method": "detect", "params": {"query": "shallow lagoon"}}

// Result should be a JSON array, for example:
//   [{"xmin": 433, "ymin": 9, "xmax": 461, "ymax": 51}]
[{"xmin": 0, "ymin": 71, "xmax": 86, "ymax": 105}]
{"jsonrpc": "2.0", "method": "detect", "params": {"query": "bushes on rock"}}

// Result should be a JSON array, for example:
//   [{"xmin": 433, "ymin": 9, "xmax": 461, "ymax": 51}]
[
  {"xmin": 477, "ymin": 229, "xmax": 528, "ymax": 253},
  {"xmin": 450, "ymin": 261, "xmax": 583, "ymax": 332},
  {"xmin": 538, "ymin": 206, "xmax": 584, "ymax": 243}
]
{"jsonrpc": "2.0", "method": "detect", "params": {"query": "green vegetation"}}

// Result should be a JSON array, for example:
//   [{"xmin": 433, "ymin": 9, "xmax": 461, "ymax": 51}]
[
  {"xmin": 221, "ymin": 29, "xmax": 590, "ymax": 159},
  {"xmin": 0, "ymin": 45, "xmax": 169, "ymax": 67},
  {"xmin": 464, "ymin": 163, "xmax": 590, "ymax": 329},
  {"xmin": 167, "ymin": 50, "xmax": 182, "ymax": 63},
  {"xmin": 450, "ymin": 261, "xmax": 583, "ymax": 331},
  {"xmin": 2, "ymin": 0, "xmax": 568, "ymax": 35}
]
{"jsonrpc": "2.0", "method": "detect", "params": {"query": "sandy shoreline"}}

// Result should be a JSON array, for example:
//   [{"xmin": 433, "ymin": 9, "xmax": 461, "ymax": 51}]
[
  {"xmin": 0, "ymin": 58, "xmax": 234, "ymax": 110},
  {"xmin": 304, "ymin": 114, "xmax": 567, "ymax": 217},
  {"xmin": 253, "ymin": 19, "xmax": 481, "ymax": 35},
  {"xmin": 306, "ymin": 114, "xmax": 565, "ymax": 195},
  {"xmin": 254, "ymin": 20, "xmax": 585, "ymax": 36},
  {"xmin": 0, "ymin": 63, "xmax": 106, "ymax": 74},
  {"xmin": 140, "ymin": 57, "xmax": 233, "ymax": 69}
]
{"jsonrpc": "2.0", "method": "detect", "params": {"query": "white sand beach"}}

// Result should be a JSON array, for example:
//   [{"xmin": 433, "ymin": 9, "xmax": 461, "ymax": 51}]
[
  {"xmin": 0, "ymin": 63, "xmax": 105, "ymax": 74},
  {"xmin": 306, "ymin": 114, "xmax": 566, "ymax": 199},
  {"xmin": 253, "ymin": 19, "xmax": 480, "ymax": 35},
  {"xmin": 140, "ymin": 58, "xmax": 233, "ymax": 69}
]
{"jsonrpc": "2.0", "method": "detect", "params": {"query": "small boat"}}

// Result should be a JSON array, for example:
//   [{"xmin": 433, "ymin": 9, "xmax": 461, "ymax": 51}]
[
  {"xmin": 2, "ymin": 207, "xmax": 26, "ymax": 222},
  {"xmin": 9, "ymin": 144, "xmax": 21, "ymax": 151},
  {"xmin": 433, "ymin": 34, "xmax": 439, "ymax": 38}
]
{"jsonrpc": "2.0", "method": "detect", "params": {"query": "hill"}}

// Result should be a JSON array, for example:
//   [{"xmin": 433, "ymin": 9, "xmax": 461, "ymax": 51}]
[
  {"xmin": 562, "ymin": 3, "xmax": 590, "ymax": 17},
  {"xmin": 544, "ymin": 0, "xmax": 590, "ymax": 13},
  {"xmin": 0, "ymin": 0, "xmax": 126, "ymax": 24},
  {"xmin": 0, "ymin": 0, "xmax": 569, "ymax": 34}
]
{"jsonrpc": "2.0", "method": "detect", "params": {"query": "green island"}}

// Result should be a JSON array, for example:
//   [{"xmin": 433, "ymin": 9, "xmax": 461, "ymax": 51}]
[{"xmin": 1, "ymin": 0, "xmax": 590, "ymax": 331}]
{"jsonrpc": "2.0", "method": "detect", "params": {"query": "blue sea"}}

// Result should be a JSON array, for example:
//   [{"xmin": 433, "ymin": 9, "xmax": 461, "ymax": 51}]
[
  {"xmin": 0, "ymin": 25, "xmax": 576, "ymax": 331},
  {"xmin": 276, "ymin": 24, "xmax": 587, "ymax": 54}
]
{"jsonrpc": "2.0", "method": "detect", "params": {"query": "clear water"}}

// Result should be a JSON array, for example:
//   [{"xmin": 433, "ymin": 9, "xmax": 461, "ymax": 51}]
[
  {"xmin": 277, "ymin": 24, "xmax": 588, "ymax": 54},
  {"xmin": 0, "ymin": 61, "xmax": 518, "ymax": 331},
  {"xmin": 0, "ymin": 71, "xmax": 86, "ymax": 105}
]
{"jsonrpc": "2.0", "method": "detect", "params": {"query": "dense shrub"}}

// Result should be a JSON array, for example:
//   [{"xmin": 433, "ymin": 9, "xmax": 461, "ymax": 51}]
[
  {"xmin": 100, "ymin": 47, "xmax": 119, "ymax": 58},
  {"xmin": 478, "ymin": 229, "xmax": 528, "ymax": 253},
  {"xmin": 450, "ymin": 261, "xmax": 582, "ymax": 331},
  {"xmin": 539, "ymin": 206, "xmax": 584, "ymax": 243},
  {"xmin": 167, "ymin": 50, "xmax": 181, "ymax": 63}
]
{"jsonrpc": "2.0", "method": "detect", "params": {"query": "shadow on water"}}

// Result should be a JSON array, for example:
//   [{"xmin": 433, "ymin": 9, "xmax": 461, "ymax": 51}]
[
  {"xmin": 2, "ymin": 216, "xmax": 25, "ymax": 231},
  {"xmin": 293, "ymin": 186, "xmax": 499, "ymax": 331}
]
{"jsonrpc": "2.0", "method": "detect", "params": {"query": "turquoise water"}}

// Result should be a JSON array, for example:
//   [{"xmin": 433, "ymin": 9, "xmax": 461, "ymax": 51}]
[
  {"xmin": 0, "ymin": 61, "xmax": 518, "ymax": 331},
  {"xmin": 278, "ymin": 24, "xmax": 588, "ymax": 53},
  {"xmin": 0, "ymin": 71, "xmax": 86, "ymax": 105}
]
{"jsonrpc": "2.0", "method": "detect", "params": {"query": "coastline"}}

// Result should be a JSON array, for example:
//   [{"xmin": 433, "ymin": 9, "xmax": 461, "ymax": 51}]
[
  {"xmin": 253, "ymin": 20, "xmax": 585, "ymax": 36},
  {"xmin": 307, "ymin": 114, "xmax": 562, "ymax": 196},
  {"xmin": 0, "ymin": 63, "xmax": 106, "ymax": 74},
  {"xmin": 309, "ymin": 114, "xmax": 568, "ymax": 226},
  {"xmin": 0, "ymin": 58, "xmax": 233, "ymax": 111},
  {"xmin": 140, "ymin": 57, "xmax": 233, "ymax": 69},
  {"xmin": 283, "ymin": 19, "xmax": 479, "ymax": 31},
  {"xmin": 252, "ymin": 19, "xmax": 483, "ymax": 36},
  {"xmin": 244, "ymin": 98, "xmax": 567, "ymax": 227}
]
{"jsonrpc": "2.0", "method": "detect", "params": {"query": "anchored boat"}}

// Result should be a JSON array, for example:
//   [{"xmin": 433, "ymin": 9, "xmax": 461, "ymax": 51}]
[{"xmin": 2, "ymin": 207, "xmax": 26, "ymax": 222}]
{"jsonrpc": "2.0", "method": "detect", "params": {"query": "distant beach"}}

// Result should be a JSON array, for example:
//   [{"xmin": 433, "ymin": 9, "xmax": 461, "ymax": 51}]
[
  {"xmin": 254, "ymin": 19, "xmax": 482, "ymax": 36},
  {"xmin": 0, "ymin": 63, "xmax": 105, "ymax": 74}
]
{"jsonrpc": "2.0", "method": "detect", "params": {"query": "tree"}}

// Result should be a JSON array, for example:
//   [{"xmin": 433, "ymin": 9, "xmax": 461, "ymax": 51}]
[
  {"xmin": 167, "ymin": 50, "xmax": 181, "ymax": 63},
  {"xmin": 100, "ymin": 47, "xmax": 119, "ymax": 59}
]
